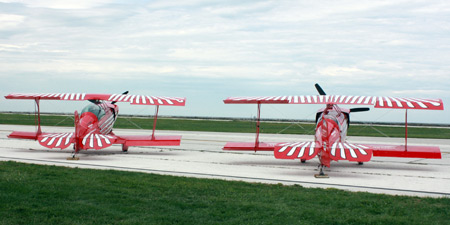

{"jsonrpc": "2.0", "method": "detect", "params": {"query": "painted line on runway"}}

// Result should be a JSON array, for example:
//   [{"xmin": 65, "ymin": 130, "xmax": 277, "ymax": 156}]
[{"xmin": 1, "ymin": 156, "xmax": 449, "ymax": 197}]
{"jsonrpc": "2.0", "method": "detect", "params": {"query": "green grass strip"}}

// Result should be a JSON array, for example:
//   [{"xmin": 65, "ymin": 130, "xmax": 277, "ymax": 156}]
[
  {"xmin": 1, "ymin": 161, "xmax": 449, "ymax": 224},
  {"xmin": 0, "ymin": 113, "xmax": 449, "ymax": 139}
]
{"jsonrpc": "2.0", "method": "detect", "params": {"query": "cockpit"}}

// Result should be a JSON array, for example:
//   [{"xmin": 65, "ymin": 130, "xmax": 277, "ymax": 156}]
[
  {"xmin": 81, "ymin": 103, "xmax": 105, "ymax": 120},
  {"xmin": 322, "ymin": 111, "xmax": 341, "ymax": 126},
  {"xmin": 315, "ymin": 105, "xmax": 349, "ymax": 141}
]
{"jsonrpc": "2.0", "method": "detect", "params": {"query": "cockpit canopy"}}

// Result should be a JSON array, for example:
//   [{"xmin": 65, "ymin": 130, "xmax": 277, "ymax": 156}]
[{"xmin": 81, "ymin": 103, "xmax": 105, "ymax": 120}]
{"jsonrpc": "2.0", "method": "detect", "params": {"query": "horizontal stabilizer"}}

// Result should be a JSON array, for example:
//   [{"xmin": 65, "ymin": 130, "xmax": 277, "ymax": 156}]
[
  {"xmin": 223, "ymin": 142, "xmax": 276, "ymax": 151},
  {"xmin": 80, "ymin": 132, "xmax": 116, "ymax": 150},
  {"xmin": 274, "ymin": 142, "xmax": 320, "ymax": 160},
  {"xmin": 39, "ymin": 133, "xmax": 74, "ymax": 149},
  {"xmin": 275, "ymin": 141, "xmax": 373, "ymax": 162},
  {"xmin": 328, "ymin": 142, "xmax": 373, "ymax": 162},
  {"xmin": 9, "ymin": 131, "xmax": 98, "ymax": 150},
  {"xmin": 8, "ymin": 131, "xmax": 76, "ymax": 150}
]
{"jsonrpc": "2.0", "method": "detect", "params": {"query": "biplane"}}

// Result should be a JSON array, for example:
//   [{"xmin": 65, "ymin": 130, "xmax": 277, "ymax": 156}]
[
  {"xmin": 223, "ymin": 84, "xmax": 444, "ymax": 177},
  {"xmin": 5, "ymin": 92, "xmax": 186, "ymax": 159}
]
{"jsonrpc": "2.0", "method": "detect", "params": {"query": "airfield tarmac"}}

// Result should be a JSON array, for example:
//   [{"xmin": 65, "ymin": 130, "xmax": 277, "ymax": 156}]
[{"xmin": 0, "ymin": 124, "xmax": 449, "ymax": 198}]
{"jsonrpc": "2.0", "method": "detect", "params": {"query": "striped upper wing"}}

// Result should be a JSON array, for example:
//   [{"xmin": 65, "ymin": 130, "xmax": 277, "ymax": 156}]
[
  {"xmin": 224, "ymin": 96, "xmax": 290, "ymax": 104},
  {"xmin": 224, "ymin": 95, "xmax": 443, "ymax": 110},
  {"xmin": 5, "ymin": 93, "xmax": 186, "ymax": 106}
]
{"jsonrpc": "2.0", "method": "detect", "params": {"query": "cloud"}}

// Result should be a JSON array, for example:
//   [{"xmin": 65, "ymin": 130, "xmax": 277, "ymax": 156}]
[
  {"xmin": 1, "ymin": 0, "xmax": 114, "ymax": 9},
  {"xmin": 391, "ymin": 89, "xmax": 450, "ymax": 97},
  {"xmin": 0, "ymin": 0, "xmax": 449, "ymax": 123},
  {"xmin": 0, "ymin": 60, "xmax": 178, "ymax": 78},
  {"xmin": 319, "ymin": 66, "xmax": 367, "ymax": 77},
  {"xmin": 259, "ymin": 0, "xmax": 399, "ymax": 22},
  {"xmin": 0, "ymin": 13, "xmax": 25, "ymax": 29}
]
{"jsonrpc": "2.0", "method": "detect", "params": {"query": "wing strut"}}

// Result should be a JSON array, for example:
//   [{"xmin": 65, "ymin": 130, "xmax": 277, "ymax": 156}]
[
  {"xmin": 152, "ymin": 105, "xmax": 159, "ymax": 140},
  {"xmin": 405, "ymin": 109, "xmax": 408, "ymax": 151},
  {"xmin": 222, "ymin": 101, "xmax": 276, "ymax": 151},
  {"xmin": 34, "ymin": 98, "xmax": 42, "ymax": 137},
  {"xmin": 255, "ymin": 102, "xmax": 261, "ymax": 151}
]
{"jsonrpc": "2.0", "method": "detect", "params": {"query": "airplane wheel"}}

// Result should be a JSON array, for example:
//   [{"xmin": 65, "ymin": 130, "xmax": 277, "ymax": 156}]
[
  {"xmin": 67, "ymin": 151, "xmax": 80, "ymax": 160},
  {"xmin": 314, "ymin": 164, "xmax": 329, "ymax": 178},
  {"xmin": 301, "ymin": 159, "xmax": 306, "ymax": 163},
  {"xmin": 358, "ymin": 162, "xmax": 363, "ymax": 165},
  {"xmin": 67, "ymin": 157, "xmax": 80, "ymax": 160}
]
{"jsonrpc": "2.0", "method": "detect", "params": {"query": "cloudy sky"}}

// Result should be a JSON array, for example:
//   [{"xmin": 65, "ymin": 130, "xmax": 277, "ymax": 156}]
[{"xmin": 1, "ymin": 0, "xmax": 449, "ymax": 124}]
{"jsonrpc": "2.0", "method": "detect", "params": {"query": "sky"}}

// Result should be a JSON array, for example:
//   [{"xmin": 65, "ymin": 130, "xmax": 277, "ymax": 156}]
[{"xmin": 0, "ymin": 0, "xmax": 449, "ymax": 124}]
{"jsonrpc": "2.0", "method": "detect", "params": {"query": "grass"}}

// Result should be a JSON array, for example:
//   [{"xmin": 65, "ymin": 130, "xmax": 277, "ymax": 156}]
[
  {"xmin": 0, "ymin": 113, "xmax": 449, "ymax": 139},
  {"xmin": 1, "ymin": 161, "xmax": 449, "ymax": 225}
]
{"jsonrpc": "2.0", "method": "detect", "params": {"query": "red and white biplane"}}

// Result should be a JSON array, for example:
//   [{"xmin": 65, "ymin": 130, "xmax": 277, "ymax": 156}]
[
  {"xmin": 5, "ymin": 92, "xmax": 186, "ymax": 159},
  {"xmin": 223, "ymin": 84, "xmax": 444, "ymax": 177}
]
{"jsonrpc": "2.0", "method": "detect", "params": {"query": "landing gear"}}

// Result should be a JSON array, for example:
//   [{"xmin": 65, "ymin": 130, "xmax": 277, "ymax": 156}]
[
  {"xmin": 68, "ymin": 111, "xmax": 80, "ymax": 160},
  {"xmin": 301, "ymin": 159, "xmax": 306, "ymax": 163},
  {"xmin": 67, "ymin": 152, "xmax": 80, "ymax": 160},
  {"xmin": 314, "ymin": 164, "xmax": 329, "ymax": 178},
  {"xmin": 358, "ymin": 162, "xmax": 364, "ymax": 165},
  {"xmin": 122, "ymin": 144, "xmax": 128, "ymax": 153},
  {"xmin": 315, "ymin": 144, "xmax": 329, "ymax": 178}
]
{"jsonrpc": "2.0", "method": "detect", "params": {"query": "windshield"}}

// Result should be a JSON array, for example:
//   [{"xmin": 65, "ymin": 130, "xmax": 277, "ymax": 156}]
[
  {"xmin": 323, "ymin": 113, "xmax": 340, "ymax": 127},
  {"xmin": 81, "ymin": 104, "xmax": 105, "ymax": 120}
]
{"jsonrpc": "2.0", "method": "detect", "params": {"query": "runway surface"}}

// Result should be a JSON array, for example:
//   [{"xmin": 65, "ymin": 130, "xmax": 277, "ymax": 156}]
[{"xmin": 1, "ymin": 124, "xmax": 449, "ymax": 198}]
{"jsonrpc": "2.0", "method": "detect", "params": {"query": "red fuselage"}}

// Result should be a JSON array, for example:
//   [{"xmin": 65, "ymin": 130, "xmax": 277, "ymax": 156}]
[
  {"xmin": 75, "ymin": 102, "xmax": 118, "ymax": 150},
  {"xmin": 314, "ymin": 104, "xmax": 350, "ymax": 167}
]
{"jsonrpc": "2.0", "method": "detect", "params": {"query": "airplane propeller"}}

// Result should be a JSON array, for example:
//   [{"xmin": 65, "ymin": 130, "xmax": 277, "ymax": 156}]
[
  {"xmin": 314, "ymin": 83, "xmax": 370, "ymax": 113},
  {"xmin": 111, "ymin": 91, "xmax": 129, "ymax": 104},
  {"xmin": 350, "ymin": 107, "xmax": 370, "ymax": 113},
  {"xmin": 315, "ymin": 83, "xmax": 326, "ymax": 96}
]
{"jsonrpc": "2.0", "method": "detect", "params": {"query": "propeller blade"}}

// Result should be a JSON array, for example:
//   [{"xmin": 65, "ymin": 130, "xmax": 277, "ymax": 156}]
[
  {"xmin": 350, "ymin": 107, "xmax": 370, "ymax": 113},
  {"xmin": 111, "ymin": 91, "xmax": 129, "ymax": 104},
  {"xmin": 315, "ymin": 83, "xmax": 326, "ymax": 95}
]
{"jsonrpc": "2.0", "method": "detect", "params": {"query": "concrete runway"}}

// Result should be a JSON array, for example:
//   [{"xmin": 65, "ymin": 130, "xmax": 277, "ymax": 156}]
[{"xmin": 1, "ymin": 124, "xmax": 449, "ymax": 198}]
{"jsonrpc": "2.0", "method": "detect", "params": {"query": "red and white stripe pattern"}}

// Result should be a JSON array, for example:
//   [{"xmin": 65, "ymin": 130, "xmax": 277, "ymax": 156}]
[
  {"xmin": 275, "ymin": 141, "xmax": 373, "ymax": 162},
  {"xmin": 99, "ymin": 113, "xmax": 116, "ymax": 135},
  {"xmin": 5, "ymin": 93, "xmax": 186, "ymax": 106},
  {"xmin": 6, "ymin": 93, "xmax": 87, "ymax": 100},
  {"xmin": 224, "ymin": 95, "xmax": 443, "ymax": 110},
  {"xmin": 81, "ymin": 132, "xmax": 116, "ymax": 150},
  {"xmin": 274, "ymin": 142, "xmax": 320, "ymax": 160},
  {"xmin": 97, "ymin": 102, "xmax": 117, "ymax": 135},
  {"xmin": 328, "ymin": 142, "xmax": 372, "ymax": 162},
  {"xmin": 38, "ymin": 133, "xmax": 74, "ymax": 149},
  {"xmin": 107, "ymin": 94, "xmax": 186, "ymax": 106},
  {"xmin": 224, "ymin": 96, "xmax": 290, "ymax": 104}
]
